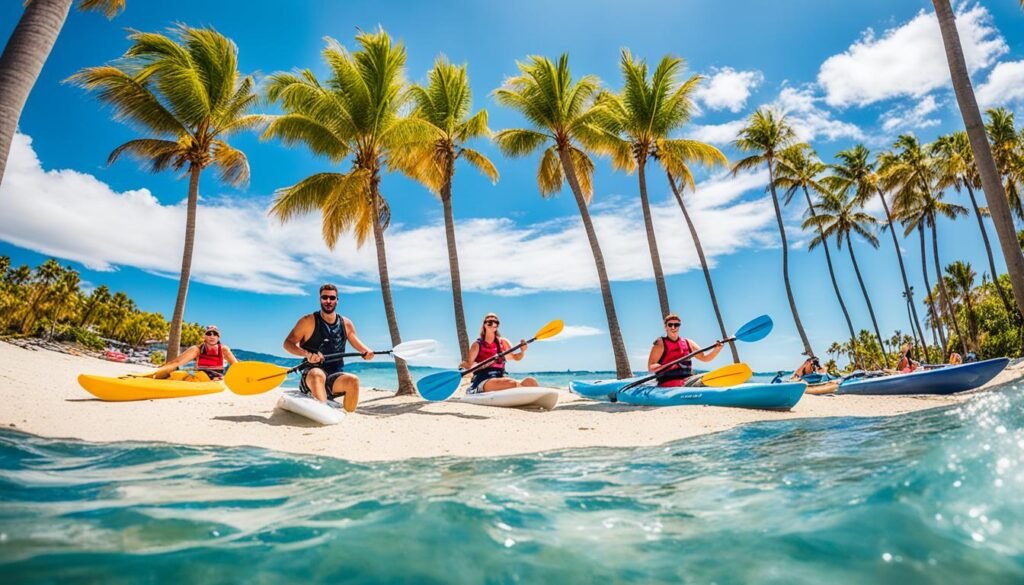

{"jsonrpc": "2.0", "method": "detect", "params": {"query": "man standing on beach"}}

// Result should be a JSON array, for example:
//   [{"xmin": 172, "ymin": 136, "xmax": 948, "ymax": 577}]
[{"xmin": 283, "ymin": 284, "xmax": 374, "ymax": 412}]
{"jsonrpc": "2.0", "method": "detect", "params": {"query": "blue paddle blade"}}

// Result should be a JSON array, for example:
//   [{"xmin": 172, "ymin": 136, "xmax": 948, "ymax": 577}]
[
  {"xmin": 735, "ymin": 314, "xmax": 773, "ymax": 343},
  {"xmin": 416, "ymin": 370, "xmax": 463, "ymax": 401}
]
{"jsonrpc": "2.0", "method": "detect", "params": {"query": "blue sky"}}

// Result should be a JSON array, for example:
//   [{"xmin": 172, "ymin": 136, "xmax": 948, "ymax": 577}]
[{"xmin": 2, "ymin": 1, "xmax": 1024, "ymax": 372}]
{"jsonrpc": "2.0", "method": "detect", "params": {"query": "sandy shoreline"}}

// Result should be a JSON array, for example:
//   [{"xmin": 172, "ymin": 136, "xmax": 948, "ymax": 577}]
[{"xmin": 1, "ymin": 340, "xmax": 1020, "ymax": 462}]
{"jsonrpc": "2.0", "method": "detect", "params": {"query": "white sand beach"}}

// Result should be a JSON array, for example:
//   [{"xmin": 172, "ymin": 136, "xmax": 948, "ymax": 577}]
[{"xmin": 1, "ymin": 340, "xmax": 1020, "ymax": 462}]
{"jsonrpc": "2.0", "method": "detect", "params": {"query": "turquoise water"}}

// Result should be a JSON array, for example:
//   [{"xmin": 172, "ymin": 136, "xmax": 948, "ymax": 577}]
[{"xmin": 3, "ymin": 386, "xmax": 1022, "ymax": 583}]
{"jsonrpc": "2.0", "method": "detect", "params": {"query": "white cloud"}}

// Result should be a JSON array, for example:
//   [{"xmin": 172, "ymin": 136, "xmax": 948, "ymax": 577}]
[
  {"xmin": 879, "ymin": 95, "xmax": 942, "ymax": 133},
  {"xmin": 0, "ymin": 132, "xmax": 779, "ymax": 296},
  {"xmin": 773, "ymin": 86, "xmax": 865, "ymax": 142},
  {"xmin": 540, "ymin": 325, "xmax": 603, "ymax": 342},
  {"xmin": 977, "ymin": 59, "xmax": 1024, "ymax": 108},
  {"xmin": 688, "ymin": 119, "xmax": 747, "ymax": 145},
  {"xmin": 818, "ymin": 4, "xmax": 1007, "ymax": 107},
  {"xmin": 695, "ymin": 67, "xmax": 764, "ymax": 113}
]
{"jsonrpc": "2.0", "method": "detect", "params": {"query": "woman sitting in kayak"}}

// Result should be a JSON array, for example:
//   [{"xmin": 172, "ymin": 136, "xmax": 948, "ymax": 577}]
[
  {"xmin": 896, "ymin": 343, "xmax": 920, "ymax": 373},
  {"xmin": 647, "ymin": 313, "xmax": 724, "ymax": 387},
  {"xmin": 790, "ymin": 355, "xmax": 826, "ymax": 381},
  {"xmin": 463, "ymin": 313, "xmax": 539, "ymax": 393},
  {"xmin": 153, "ymin": 325, "xmax": 238, "ymax": 381}
]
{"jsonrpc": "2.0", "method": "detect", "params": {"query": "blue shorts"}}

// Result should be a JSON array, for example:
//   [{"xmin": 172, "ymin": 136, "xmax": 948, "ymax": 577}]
[{"xmin": 467, "ymin": 369, "xmax": 505, "ymax": 394}]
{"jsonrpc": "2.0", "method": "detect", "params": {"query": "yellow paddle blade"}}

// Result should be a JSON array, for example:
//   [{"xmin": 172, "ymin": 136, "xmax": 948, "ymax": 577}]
[
  {"xmin": 701, "ymin": 363, "xmax": 753, "ymax": 388},
  {"xmin": 224, "ymin": 361, "xmax": 290, "ymax": 395},
  {"xmin": 535, "ymin": 319, "xmax": 564, "ymax": 341}
]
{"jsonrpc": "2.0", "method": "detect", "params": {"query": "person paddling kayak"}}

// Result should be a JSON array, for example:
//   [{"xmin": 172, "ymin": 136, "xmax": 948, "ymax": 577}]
[
  {"xmin": 463, "ymin": 313, "xmax": 539, "ymax": 394},
  {"xmin": 153, "ymin": 325, "xmax": 238, "ymax": 381},
  {"xmin": 648, "ymin": 313, "xmax": 724, "ymax": 387},
  {"xmin": 282, "ymin": 284, "xmax": 374, "ymax": 411}
]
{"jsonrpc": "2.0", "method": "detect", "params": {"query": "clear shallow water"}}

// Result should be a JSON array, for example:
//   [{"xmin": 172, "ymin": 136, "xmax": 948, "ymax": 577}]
[{"xmin": 2, "ymin": 386, "xmax": 1023, "ymax": 583}]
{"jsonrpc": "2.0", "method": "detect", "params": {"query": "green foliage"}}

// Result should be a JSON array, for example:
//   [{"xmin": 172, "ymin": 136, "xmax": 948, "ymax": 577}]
[
  {"xmin": 180, "ymin": 322, "xmax": 204, "ymax": 347},
  {"xmin": 150, "ymin": 350, "xmax": 167, "ymax": 365}
]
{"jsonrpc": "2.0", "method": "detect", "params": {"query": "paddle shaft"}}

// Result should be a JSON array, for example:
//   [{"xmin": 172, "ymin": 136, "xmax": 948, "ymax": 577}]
[
  {"xmin": 255, "ymin": 349, "xmax": 393, "ymax": 381},
  {"xmin": 461, "ymin": 335, "xmax": 537, "ymax": 377},
  {"xmin": 621, "ymin": 336, "xmax": 734, "ymax": 392}
]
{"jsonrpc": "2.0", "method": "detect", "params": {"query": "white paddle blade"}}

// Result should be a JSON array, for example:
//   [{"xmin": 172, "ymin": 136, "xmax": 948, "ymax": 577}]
[{"xmin": 392, "ymin": 339, "xmax": 439, "ymax": 360}]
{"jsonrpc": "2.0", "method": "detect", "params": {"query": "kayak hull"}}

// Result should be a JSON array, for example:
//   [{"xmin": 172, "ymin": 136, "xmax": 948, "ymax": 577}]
[
  {"xmin": 78, "ymin": 374, "xmax": 224, "ymax": 401},
  {"xmin": 837, "ymin": 357, "xmax": 1009, "ymax": 395},
  {"xmin": 570, "ymin": 378, "xmax": 806, "ymax": 410},
  {"xmin": 460, "ymin": 387, "xmax": 560, "ymax": 410},
  {"xmin": 276, "ymin": 390, "xmax": 345, "ymax": 425}
]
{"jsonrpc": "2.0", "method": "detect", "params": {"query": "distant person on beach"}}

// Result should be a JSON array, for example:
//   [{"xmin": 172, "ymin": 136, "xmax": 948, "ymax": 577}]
[
  {"xmin": 896, "ymin": 343, "xmax": 920, "ymax": 373},
  {"xmin": 153, "ymin": 325, "xmax": 238, "ymax": 381},
  {"xmin": 791, "ymin": 355, "xmax": 826, "ymax": 381},
  {"xmin": 648, "ymin": 313, "xmax": 724, "ymax": 387},
  {"xmin": 462, "ymin": 313, "xmax": 538, "ymax": 393},
  {"xmin": 282, "ymin": 283, "xmax": 373, "ymax": 412}
]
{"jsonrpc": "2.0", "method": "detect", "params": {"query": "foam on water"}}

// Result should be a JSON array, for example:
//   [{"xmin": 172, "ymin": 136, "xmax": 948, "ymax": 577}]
[{"xmin": 1, "ymin": 384, "xmax": 1023, "ymax": 583}]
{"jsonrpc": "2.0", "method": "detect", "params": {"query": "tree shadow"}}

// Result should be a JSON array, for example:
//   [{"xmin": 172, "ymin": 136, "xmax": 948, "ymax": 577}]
[
  {"xmin": 358, "ymin": 400, "xmax": 490, "ymax": 420},
  {"xmin": 213, "ymin": 411, "xmax": 328, "ymax": 428},
  {"xmin": 554, "ymin": 402, "xmax": 652, "ymax": 413}
]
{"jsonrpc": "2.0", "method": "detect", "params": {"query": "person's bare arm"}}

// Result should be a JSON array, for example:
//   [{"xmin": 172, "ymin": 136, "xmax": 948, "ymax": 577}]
[
  {"xmin": 462, "ymin": 342, "xmax": 480, "ymax": 369},
  {"xmin": 222, "ymin": 346, "xmax": 239, "ymax": 365},
  {"xmin": 506, "ymin": 338, "xmax": 527, "ymax": 361},
  {"xmin": 648, "ymin": 338, "xmax": 665, "ymax": 372},
  {"xmin": 284, "ymin": 315, "xmax": 320, "ymax": 363},
  {"xmin": 344, "ymin": 318, "xmax": 374, "ymax": 360},
  {"xmin": 693, "ymin": 339, "xmax": 723, "ymax": 362},
  {"xmin": 153, "ymin": 346, "xmax": 199, "ymax": 378}
]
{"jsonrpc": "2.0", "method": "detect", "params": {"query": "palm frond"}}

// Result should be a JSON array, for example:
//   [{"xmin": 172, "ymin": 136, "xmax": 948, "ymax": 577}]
[
  {"xmin": 459, "ymin": 148, "xmax": 499, "ymax": 184},
  {"xmin": 493, "ymin": 128, "xmax": 550, "ymax": 157},
  {"xmin": 210, "ymin": 140, "xmax": 250, "ymax": 187},
  {"xmin": 537, "ymin": 146, "xmax": 564, "ymax": 197}
]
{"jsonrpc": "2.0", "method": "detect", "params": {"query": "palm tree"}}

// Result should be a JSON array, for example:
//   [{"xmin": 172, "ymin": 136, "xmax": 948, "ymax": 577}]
[
  {"xmin": 70, "ymin": 26, "xmax": 258, "ymax": 360},
  {"xmin": 264, "ymin": 30, "xmax": 431, "ymax": 395},
  {"xmin": 598, "ymin": 50, "xmax": 734, "ymax": 361},
  {"xmin": 932, "ymin": 131, "xmax": 1017, "ymax": 319},
  {"xmin": 896, "ymin": 185, "xmax": 969, "ymax": 357},
  {"xmin": 493, "ymin": 54, "xmax": 631, "ymax": 377},
  {"xmin": 78, "ymin": 284, "xmax": 111, "ymax": 328},
  {"xmin": 932, "ymin": 0, "xmax": 1024, "ymax": 321},
  {"xmin": 803, "ymin": 191, "xmax": 887, "ymax": 365},
  {"xmin": 833, "ymin": 145, "xmax": 928, "ymax": 356},
  {"xmin": 393, "ymin": 57, "xmax": 498, "ymax": 364},
  {"xmin": 600, "ymin": 50, "xmax": 721, "ymax": 317},
  {"xmin": 945, "ymin": 260, "xmax": 980, "ymax": 352},
  {"xmin": 774, "ymin": 145, "xmax": 860, "ymax": 366},
  {"xmin": 0, "ymin": 0, "xmax": 125, "ymax": 190},
  {"xmin": 732, "ymin": 108, "xmax": 814, "ymax": 357},
  {"xmin": 985, "ymin": 108, "xmax": 1023, "ymax": 220}
]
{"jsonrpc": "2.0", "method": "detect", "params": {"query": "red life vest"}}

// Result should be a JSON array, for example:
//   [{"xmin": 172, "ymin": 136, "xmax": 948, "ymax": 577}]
[
  {"xmin": 656, "ymin": 336, "xmax": 692, "ymax": 385},
  {"xmin": 475, "ymin": 337, "xmax": 506, "ymax": 371},
  {"xmin": 197, "ymin": 343, "xmax": 224, "ymax": 369}
]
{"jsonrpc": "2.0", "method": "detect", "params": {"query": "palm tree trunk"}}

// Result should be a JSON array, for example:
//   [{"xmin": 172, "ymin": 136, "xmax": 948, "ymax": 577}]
[
  {"xmin": 370, "ymin": 188, "xmax": 416, "ymax": 395},
  {"xmin": 965, "ymin": 183, "xmax": 1017, "ymax": 319},
  {"xmin": 766, "ymin": 158, "xmax": 814, "ymax": 357},
  {"xmin": 919, "ymin": 224, "xmax": 947, "ymax": 352},
  {"xmin": 803, "ymin": 185, "xmax": 860, "ymax": 367},
  {"xmin": 440, "ymin": 165, "xmax": 470, "ymax": 364},
  {"xmin": 876, "ymin": 188, "xmax": 928, "ymax": 354},
  {"xmin": 933, "ymin": 0, "xmax": 1024, "ymax": 319},
  {"xmin": 846, "ymin": 234, "xmax": 887, "ymax": 366},
  {"xmin": 166, "ymin": 165, "xmax": 201, "ymax": 360},
  {"xmin": 668, "ymin": 172, "xmax": 739, "ymax": 363},
  {"xmin": 557, "ymin": 146, "xmax": 631, "ymax": 378},
  {"xmin": 637, "ymin": 158, "xmax": 670, "ymax": 317},
  {"xmin": 0, "ymin": 0, "xmax": 73, "ymax": 190},
  {"xmin": 931, "ymin": 221, "xmax": 968, "ymax": 356}
]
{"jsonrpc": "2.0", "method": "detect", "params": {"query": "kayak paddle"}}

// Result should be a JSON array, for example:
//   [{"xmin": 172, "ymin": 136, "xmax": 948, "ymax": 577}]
[
  {"xmin": 416, "ymin": 319, "xmax": 564, "ymax": 402},
  {"xmin": 618, "ymin": 314, "xmax": 773, "ymax": 393},
  {"xmin": 223, "ymin": 339, "xmax": 439, "ymax": 395},
  {"xmin": 699, "ymin": 362, "xmax": 754, "ymax": 387}
]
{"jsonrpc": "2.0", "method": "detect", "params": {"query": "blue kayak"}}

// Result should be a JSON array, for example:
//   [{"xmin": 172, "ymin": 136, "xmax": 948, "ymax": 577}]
[
  {"xmin": 569, "ymin": 378, "xmax": 806, "ymax": 410},
  {"xmin": 836, "ymin": 357, "xmax": 1009, "ymax": 395}
]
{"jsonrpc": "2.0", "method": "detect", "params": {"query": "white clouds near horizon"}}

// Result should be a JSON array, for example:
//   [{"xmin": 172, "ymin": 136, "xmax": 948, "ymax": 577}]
[{"xmin": 0, "ymin": 133, "xmax": 778, "ymax": 297}]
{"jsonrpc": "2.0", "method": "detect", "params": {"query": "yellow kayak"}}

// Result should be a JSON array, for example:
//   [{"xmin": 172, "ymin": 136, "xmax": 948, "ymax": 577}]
[{"xmin": 78, "ymin": 374, "xmax": 225, "ymax": 401}]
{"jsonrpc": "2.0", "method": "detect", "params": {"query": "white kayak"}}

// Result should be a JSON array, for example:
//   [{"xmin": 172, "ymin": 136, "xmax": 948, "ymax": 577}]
[
  {"xmin": 275, "ymin": 390, "xmax": 345, "ymax": 425},
  {"xmin": 459, "ymin": 387, "xmax": 560, "ymax": 410}
]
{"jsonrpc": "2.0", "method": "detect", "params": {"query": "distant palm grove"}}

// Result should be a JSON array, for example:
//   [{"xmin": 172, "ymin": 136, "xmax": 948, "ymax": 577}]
[{"xmin": 2, "ymin": 2, "xmax": 1024, "ymax": 386}]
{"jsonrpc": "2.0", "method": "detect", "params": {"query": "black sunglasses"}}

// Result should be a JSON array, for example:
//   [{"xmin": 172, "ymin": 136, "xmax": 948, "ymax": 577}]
[
  {"xmin": 484, "ymin": 320, "xmax": 499, "ymax": 326},
  {"xmin": 205, "ymin": 331, "xmax": 219, "ymax": 336},
  {"xmin": 665, "ymin": 322, "xmax": 681, "ymax": 328},
  {"xmin": 321, "ymin": 295, "xmax": 338, "ymax": 301}
]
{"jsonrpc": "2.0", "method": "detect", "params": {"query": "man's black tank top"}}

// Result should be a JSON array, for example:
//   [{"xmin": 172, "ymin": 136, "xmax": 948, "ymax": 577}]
[{"xmin": 300, "ymin": 312, "xmax": 348, "ymax": 369}]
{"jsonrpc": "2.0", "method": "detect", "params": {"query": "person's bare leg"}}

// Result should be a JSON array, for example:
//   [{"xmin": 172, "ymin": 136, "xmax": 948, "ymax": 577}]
[
  {"xmin": 331, "ymin": 373, "xmax": 361, "ymax": 412},
  {"xmin": 304, "ymin": 369, "xmax": 328, "ymax": 402},
  {"xmin": 520, "ymin": 376, "xmax": 539, "ymax": 387},
  {"xmin": 480, "ymin": 378, "xmax": 518, "ymax": 392}
]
